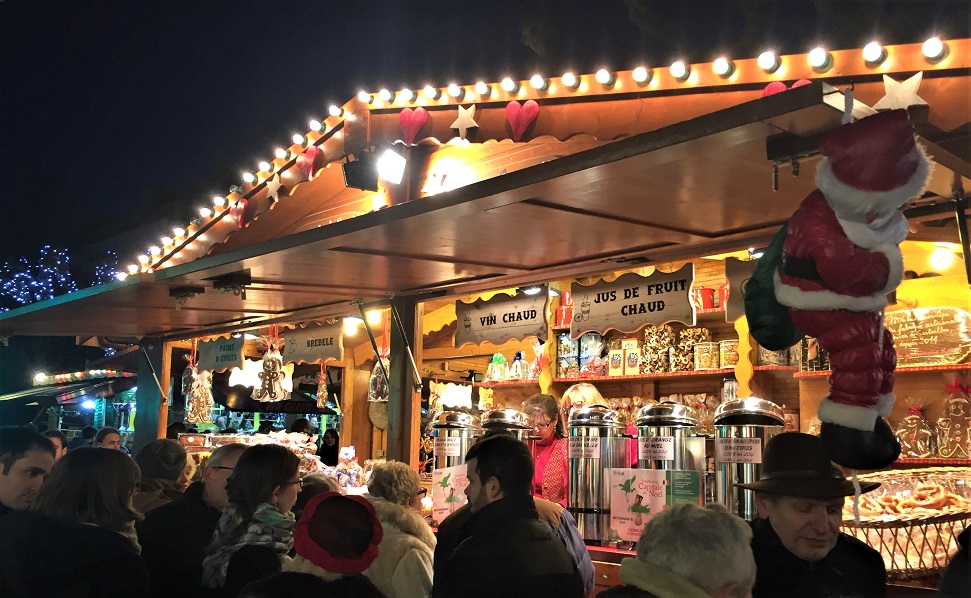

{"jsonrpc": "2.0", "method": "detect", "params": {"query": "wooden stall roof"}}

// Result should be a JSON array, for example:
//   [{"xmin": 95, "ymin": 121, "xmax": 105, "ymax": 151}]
[{"xmin": 0, "ymin": 41, "xmax": 968, "ymax": 340}]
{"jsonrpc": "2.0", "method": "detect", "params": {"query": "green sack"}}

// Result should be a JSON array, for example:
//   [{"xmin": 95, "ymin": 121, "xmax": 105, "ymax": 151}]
[{"xmin": 744, "ymin": 222, "xmax": 805, "ymax": 351}]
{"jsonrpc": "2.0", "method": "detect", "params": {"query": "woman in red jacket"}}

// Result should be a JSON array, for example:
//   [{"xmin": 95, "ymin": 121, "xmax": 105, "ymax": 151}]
[{"xmin": 523, "ymin": 394, "xmax": 568, "ymax": 507}]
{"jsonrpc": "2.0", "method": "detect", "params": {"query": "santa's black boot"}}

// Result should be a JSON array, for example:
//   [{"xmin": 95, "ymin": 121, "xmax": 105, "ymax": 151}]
[{"xmin": 819, "ymin": 417, "xmax": 901, "ymax": 470}]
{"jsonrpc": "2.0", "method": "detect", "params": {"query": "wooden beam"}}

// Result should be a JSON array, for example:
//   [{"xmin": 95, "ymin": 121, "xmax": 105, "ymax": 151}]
[
  {"xmin": 133, "ymin": 338, "xmax": 171, "ymax": 452},
  {"xmin": 386, "ymin": 297, "xmax": 422, "ymax": 465}
]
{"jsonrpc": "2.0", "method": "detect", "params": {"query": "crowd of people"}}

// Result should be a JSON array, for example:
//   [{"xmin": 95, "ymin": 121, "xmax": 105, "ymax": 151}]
[{"xmin": 0, "ymin": 422, "xmax": 968, "ymax": 597}]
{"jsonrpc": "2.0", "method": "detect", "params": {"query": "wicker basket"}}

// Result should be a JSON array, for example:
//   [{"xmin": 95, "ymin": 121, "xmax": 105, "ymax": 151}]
[{"xmin": 841, "ymin": 467, "xmax": 971, "ymax": 582}]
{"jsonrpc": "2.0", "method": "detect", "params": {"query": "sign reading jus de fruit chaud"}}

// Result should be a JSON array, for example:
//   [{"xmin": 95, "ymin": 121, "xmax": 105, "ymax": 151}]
[
  {"xmin": 570, "ymin": 264, "xmax": 695, "ymax": 339},
  {"xmin": 454, "ymin": 289, "xmax": 549, "ymax": 348}
]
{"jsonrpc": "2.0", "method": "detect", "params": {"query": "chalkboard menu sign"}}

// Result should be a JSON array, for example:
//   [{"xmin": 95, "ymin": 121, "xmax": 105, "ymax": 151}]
[{"xmin": 884, "ymin": 307, "xmax": 971, "ymax": 366}]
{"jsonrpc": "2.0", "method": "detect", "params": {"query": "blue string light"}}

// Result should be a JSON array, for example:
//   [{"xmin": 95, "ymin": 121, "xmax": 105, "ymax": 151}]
[{"xmin": 0, "ymin": 246, "xmax": 119, "ymax": 311}]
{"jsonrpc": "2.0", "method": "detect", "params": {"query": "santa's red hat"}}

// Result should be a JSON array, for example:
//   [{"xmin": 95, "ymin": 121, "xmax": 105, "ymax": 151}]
[{"xmin": 815, "ymin": 109, "xmax": 931, "ymax": 216}]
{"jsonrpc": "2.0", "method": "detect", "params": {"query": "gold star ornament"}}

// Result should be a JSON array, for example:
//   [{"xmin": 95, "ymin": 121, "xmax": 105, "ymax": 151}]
[
  {"xmin": 450, "ymin": 104, "xmax": 478, "ymax": 140},
  {"xmin": 873, "ymin": 72, "xmax": 927, "ymax": 111}
]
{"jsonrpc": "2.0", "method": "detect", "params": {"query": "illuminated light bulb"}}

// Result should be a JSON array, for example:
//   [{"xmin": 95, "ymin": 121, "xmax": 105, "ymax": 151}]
[
  {"xmin": 149, "ymin": 246, "xmax": 161, "ymax": 255},
  {"xmin": 309, "ymin": 119, "xmax": 323, "ymax": 132},
  {"xmin": 357, "ymin": 90, "xmax": 373, "ymax": 103},
  {"xmin": 423, "ymin": 85, "xmax": 441, "ymax": 99},
  {"xmin": 274, "ymin": 147, "xmax": 289, "ymax": 160},
  {"xmin": 930, "ymin": 247, "xmax": 955, "ymax": 270},
  {"xmin": 862, "ymin": 41, "xmax": 886, "ymax": 64},
  {"xmin": 529, "ymin": 74, "xmax": 549, "ymax": 91},
  {"xmin": 137, "ymin": 255, "xmax": 150, "ymax": 265},
  {"xmin": 808, "ymin": 47, "xmax": 831, "ymax": 70},
  {"xmin": 365, "ymin": 310, "xmax": 383, "ymax": 325},
  {"xmin": 595, "ymin": 69, "xmax": 615, "ymax": 86},
  {"xmin": 447, "ymin": 83, "xmax": 464, "ymax": 99},
  {"xmin": 213, "ymin": 196, "xmax": 227, "ymax": 207},
  {"xmin": 758, "ymin": 51, "xmax": 780, "ymax": 73},
  {"xmin": 161, "ymin": 236, "xmax": 173, "ymax": 246},
  {"xmin": 34, "ymin": 372, "xmax": 46, "ymax": 383},
  {"xmin": 126, "ymin": 264, "xmax": 139, "ymax": 274},
  {"xmin": 343, "ymin": 316, "xmax": 363, "ymax": 335},
  {"xmin": 669, "ymin": 61, "xmax": 690, "ymax": 81},
  {"xmin": 378, "ymin": 88, "xmax": 393, "ymax": 102},
  {"xmin": 258, "ymin": 160, "xmax": 271, "ymax": 172},
  {"xmin": 377, "ymin": 148, "xmax": 407, "ymax": 184},
  {"xmin": 474, "ymin": 81, "xmax": 491, "ymax": 96},
  {"xmin": 328, "ymin": 105, "xmax": 343, "ymax": 117},
  {"xmin": 631, "ymin": 67, "xmax": 651, "ymax": 84},
  {"xmin": 173, "ymin": 227, "xmax": 186, "ymax": 237},
  {"xmin": 922, "ymin": 37, "xmax": 946, "ymax": 60},
  {"xmin": 500, "ymin": 77, "xmax": 519, "ymax": 93},
  {"xmin": 199, "ymin": 207, "xmax": 213, "ymax": 218},
  {"xmin": 242, "ymin": 172, "xmax": 255, "ymax": 183},
  {"xmin": 292, "ymin": 133, "xmax": 305, "ymax": 145},
  {"xmin": 115, "ymin": 272, "xmax": 128, "ymax": 281},
  {"xmin": 712, "ymin": 57, "xmax": 734, "ymax": 77},
  {"xmin": 561, "ymin": 72, "xmax": 579, "ymax": 89},
  {"xmin": 400, "ymin": 88, "xmax": 416, "ymax": 102}
]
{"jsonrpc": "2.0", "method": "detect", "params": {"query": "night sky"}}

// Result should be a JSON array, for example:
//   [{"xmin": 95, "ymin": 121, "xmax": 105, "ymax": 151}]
[{"xmin": 1, "ymin": 0, "xmax": 968, "ymax": 262}]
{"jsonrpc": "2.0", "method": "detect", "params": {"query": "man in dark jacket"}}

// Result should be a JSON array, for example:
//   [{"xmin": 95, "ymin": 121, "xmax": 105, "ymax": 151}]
[
  {"xmin": 432, "ymin": 435, "xmax": 583, "ymax": 598},
  {"xmin": 737, "ymin": 433, "xmax": 886, "ymax": 598},
  {"xmin": 137, "ymin": 443, "xmax": 246, "ymax": 597},
  {"xmin": 0, "ymin": 427, "xmax": 55, "ymax": 516}
]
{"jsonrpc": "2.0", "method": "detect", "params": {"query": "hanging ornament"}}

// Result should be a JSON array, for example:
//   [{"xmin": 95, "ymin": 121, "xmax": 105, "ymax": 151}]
[
  {"xmin": 253, "ymin": 330, "xmax": 292, "ymax": 401},
  {"xmin": 368, "ymin": 350, "xmax": 391, "ymax": 402},
  {"xmin": 230, "ymin": 197, "xmax": 249, "ymax": 230},
  {"xmin": 185, "ymin": 341, "xmax": 214, "ymax": 424},
  {"xmin": 264, "ymin": 174, "xmax": 285, "ymax": 202},
  {"xmin": 505, "ymin": 100, "xmax": 539, "ymax": 141},
  {"xmin": 399, "ymin": 107, "xmax": 429, "ymax": 146},
  {"xmin": 295, "ymin": 145, "xmax": 322, "ymax": 180},
  {"xmin": 873, "ymin": 72, "xmax": 927, "ymax": 111},
  {"xmin": 450, "ymin": 104, "xmax": 478, "ymax": 140},
  {"xmin": 937, "ymin": 380, "xmax": 971, "ymax": 459},
  {"xmin": 894, "ymin": 397, "xmax": 937, "ymax": 458}
]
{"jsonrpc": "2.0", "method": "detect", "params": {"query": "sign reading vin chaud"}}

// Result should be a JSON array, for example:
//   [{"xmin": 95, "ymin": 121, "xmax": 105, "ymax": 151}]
[
  {"xmin": 455, "ymin": 289, "xmax": 549, "ymax": 348},
  {"xmin": 570, "ymin": 264, "xmax": 695, "ymax": 339},
  {"xmin": 281, "ymin": 321, "xmax": 343, "ymax": 365}
]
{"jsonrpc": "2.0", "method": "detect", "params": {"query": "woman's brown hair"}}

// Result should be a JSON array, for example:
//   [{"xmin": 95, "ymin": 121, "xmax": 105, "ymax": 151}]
[
  {"xmin": 31, "ymin": 447, "xmax": 142, "ymax": 531},
  {"xmin": 523, "ymin": 393, "xmax": 566, "ymax": 438}
]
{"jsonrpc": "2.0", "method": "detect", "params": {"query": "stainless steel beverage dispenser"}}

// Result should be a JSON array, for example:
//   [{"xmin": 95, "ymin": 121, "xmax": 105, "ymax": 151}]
[
  {"xmin": 713, "ymin": 397, "xmax": 785, "ymax": 520},
  {"xmin": 432, "ymin": 411, "xmax": 481, "ymax": 471},
  {"xmin": 635, "ymin": 402, "xmax": 705, "ymax": 474},
  {"xmin": 568, "ymin": 405, "xmax": 629, "ymax": 544},
  {"xmin": 480, "ymin": 408, "xmax": 531, "ymax": 443}
]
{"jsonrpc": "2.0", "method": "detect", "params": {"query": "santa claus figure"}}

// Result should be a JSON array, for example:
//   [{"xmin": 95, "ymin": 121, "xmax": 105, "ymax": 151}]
[{"xmin": 774, "ymin": 109, "xmax": 931, "ymax": 470}]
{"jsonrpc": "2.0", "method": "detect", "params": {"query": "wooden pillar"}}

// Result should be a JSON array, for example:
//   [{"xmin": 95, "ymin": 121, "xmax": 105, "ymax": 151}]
[
  {"xmin": 386, "ymin": 296, "xmax": 423, "ymax": 466},
  {"xmin": 133, "ymin": 338, "xmax": 171, "ymax": 452},
  {"xmin": 340, "ymin": 354, "xmax": 374, "ymax": 460}
]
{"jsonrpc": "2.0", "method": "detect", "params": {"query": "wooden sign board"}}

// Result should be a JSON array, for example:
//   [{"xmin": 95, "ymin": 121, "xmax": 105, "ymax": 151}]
[
  {"xmin": 198, "ymin": 337, "xmax": 244, "ymax": 372},
  {"xmin": 884, "ymin": 307, "xmax": 971, "ymax": 366},
  {"xmin": 570, "ymin": 264, "xmax": 695, "ymax": 339},
  {"xmin": 281, "ymin": 321, "xmax": 343, "ymax": 365},
  {"xmin": 454, "ymin": 290, "xmax": 548, "ymax": 348}
]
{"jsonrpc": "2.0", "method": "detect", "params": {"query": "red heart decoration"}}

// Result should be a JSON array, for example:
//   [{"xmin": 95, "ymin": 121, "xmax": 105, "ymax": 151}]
[
  {"xmin": 761, "ymin": 81, "xmax": 788, "ymax": 97},
  {"xmin": 399, "ymin": 107, "xmax": 428, "ymax": 146},
  {"xmin": 230, "ymin": 197, "xmax": 249, "ymax": 230},
  {"xmin": 295, "ymin": 146, "xmax": 322, "ymax": 180},
  {"xmin": 506, "ymin": 100, "xmax": 540, "ymax": 141}
]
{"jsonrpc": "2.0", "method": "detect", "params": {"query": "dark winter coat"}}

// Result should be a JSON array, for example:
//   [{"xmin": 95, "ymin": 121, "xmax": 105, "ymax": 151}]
[
  {"xmin": 137, "ymin": 481, "xmax": 221, "ymax": 597},
  {"xmin": 0, "ymin": 511, "xmax": 148, "ymax": 597},
  {"xmin": 939, "ymin": 526, "xmax": 969, "ymax": 597},
  {"xmin": 432, "ymin": 494, "xmax": 584, "ymax": 598},
  {"xmin": 751, "ymin": 517, "xmax": 886, "ymax": 598}
]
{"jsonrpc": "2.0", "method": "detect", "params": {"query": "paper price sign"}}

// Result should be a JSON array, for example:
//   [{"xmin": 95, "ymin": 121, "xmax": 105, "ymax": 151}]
[
  {"xmin": 638, "ymin": 436, "xmax": 675, "ymax": 461},
  {"xmin": 569, "ymin": 436, "xmax": 601, "ymax": 459},
  {"xmin": 434, "ymin": 437, "xmax": 463, "ymax": 457},
  {"xmin": 716, "ymin": 437, "xmax": 763, "ymax": 464},
  {"xmin": 432, "ymin": 465, "xmax": 469, "ymax": 526}
]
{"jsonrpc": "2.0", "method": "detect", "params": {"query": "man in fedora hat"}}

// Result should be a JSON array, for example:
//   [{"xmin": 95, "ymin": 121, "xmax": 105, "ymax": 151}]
[{"xmin": 736, "ymin": 433, "xmax": 886, "ymax": 597}]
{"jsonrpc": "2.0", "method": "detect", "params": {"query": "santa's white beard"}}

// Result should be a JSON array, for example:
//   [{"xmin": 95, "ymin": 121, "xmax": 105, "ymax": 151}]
[{"xmin": 836, "ymin": 210, "xmax": 909, "ymax": 249}]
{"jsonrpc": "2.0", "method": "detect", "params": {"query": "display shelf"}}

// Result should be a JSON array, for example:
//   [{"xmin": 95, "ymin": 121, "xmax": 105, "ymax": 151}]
[
  {"xmin": 754, "ymin": 365, "xmax": 799, "ymax": 371},
  {"xmin": 553, "ymin": 368, "xmax": 735, "ymax": 383},
  {"xmin": 473, "ymin": 380, "xmax": 540, "ymax": 388},
  {"xmin": 894, "ymin": 457, "xmax": 971, "ymax": 466},
  {"xmin": 696, "ymin": 307, "xmax": 726, "ymax": 315},
  {"xmin": 793, "ymin": 363, "xmax": 971, "ymax": 378}
]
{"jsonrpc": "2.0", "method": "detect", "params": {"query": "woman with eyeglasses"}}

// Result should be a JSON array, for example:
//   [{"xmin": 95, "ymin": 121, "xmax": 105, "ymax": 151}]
[
  {"xmin": 523, "ymin": 394, "xmax": 569, "ymax": 507},
  {"xmin": 202, "ymin": 443, "xmax": 301, "ymax": 593}
]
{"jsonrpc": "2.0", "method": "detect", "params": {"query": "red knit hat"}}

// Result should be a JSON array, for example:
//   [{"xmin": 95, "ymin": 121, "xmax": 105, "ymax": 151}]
[
  {"xmin": 815, "ymin": 109, "xmax": 931, "ymax": 215},
  {"xmin": 294, "ymin": 492, "xmax": 384, "ymax": 574}
]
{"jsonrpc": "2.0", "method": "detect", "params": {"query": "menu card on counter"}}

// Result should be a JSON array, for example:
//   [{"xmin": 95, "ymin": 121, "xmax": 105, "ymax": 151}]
[
  {"xmin": 608, "ymin": 468, "xmax": 702, "ymax": 542},
  {"xmin": 431, "ymin": 464, "xmax": 469, "ymax": 526}
]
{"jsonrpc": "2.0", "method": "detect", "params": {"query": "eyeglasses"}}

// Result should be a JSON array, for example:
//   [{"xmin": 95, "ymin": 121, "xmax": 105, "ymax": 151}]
[
  {"xmin": 415, "ymin": 487, "xmax": 428, "ymax": 498},
  {"xmin": 283, "ymin": 478, "xmax": 304, "ymax": 488},
  {"xmin": 209, "ymin": 466, "xmax": 234, "ymax": 472},
  {"xmin": 531, "ymin": 420, "xmax": 552, "ymax": 430}
]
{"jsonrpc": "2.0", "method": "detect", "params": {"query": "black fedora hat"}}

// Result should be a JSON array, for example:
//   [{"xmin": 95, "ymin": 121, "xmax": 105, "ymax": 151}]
[{"xmin": 735, "ymin": 432, "xmax": 880, "ymax": 498}]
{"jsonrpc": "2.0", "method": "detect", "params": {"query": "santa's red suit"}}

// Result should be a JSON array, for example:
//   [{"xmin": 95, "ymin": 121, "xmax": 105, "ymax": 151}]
[{"xmin": 774, "ymin": 109, "xmax": 931, "ymax": 469}]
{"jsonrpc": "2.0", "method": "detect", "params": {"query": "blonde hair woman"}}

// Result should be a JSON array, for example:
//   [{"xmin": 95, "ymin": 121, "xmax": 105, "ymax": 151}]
[{"xmin": 561, "ymin": 382, "xmax": 608, "ymax": 418}]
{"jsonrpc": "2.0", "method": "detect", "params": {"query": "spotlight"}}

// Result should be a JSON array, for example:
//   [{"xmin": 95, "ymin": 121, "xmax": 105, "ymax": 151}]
[
  {"xmin": 342, "ymin": 152, "xmax": 379, "ymax": 192},
  {"xmin": 521, "ymin": 286, "xmax": 543, "ymax": 295},
  {"xmin": 862, "ymin": 42, "xmax": 887, "ymax": 65},
  {"xmin": 631, "ymin": 66, "xmax": 651, "ymax": 84},
  {"xmin": 81, "ymin": 399, "xmax": 97, "ymax": 410},
  {"xmin": 669, "ymin": 61, "xmax": 690, "ymax": 81},
  {"xmin": 758, "ymin": 51, "xmax": 780, "ymax": 73},
  {"xmin": 922, "ymin": 37, "xmax": 947, "ymax": 61},
  {"xmin": 376, "ymin": 148, "xmax": 407, "ymax": 185}
]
